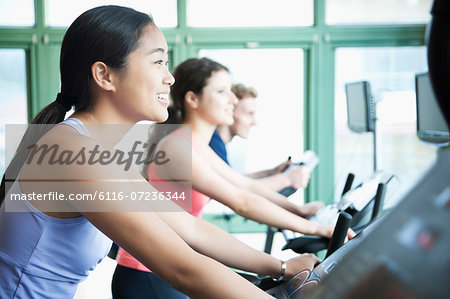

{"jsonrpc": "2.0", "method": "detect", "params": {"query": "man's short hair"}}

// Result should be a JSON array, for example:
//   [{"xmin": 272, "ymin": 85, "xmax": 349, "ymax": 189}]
[{"xmin": 231, "ymin": 83, "xmax": 258, "ymax": 100}]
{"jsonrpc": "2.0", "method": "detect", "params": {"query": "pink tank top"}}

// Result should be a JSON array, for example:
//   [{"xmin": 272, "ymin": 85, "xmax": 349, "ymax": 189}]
[{"xmin": 116, "ymin": 129, "xmax": 210, "ymax": 272}]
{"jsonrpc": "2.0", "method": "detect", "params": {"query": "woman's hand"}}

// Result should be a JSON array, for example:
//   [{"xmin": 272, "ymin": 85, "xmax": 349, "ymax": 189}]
[
  {"xmin": 285, "ymin": 165, "xmax": 311, "ymax": 189},
  {"xmin": 284, "ymin": 253, "xmax": 321, "ymax": 280},
  {"xmin": 272, "ymin": 159, "xmax": 293, "ymax": 175},
  {"xmin": 299, "ymin": 201, "xmax": 324, "ymax": 217},
  {"xmin": 346, "ymin": 228, "xmax": 356, "ymax": 239},
  {"xmin": 315, "ymin": 225, "xmax": 356, "ymax": 240}
]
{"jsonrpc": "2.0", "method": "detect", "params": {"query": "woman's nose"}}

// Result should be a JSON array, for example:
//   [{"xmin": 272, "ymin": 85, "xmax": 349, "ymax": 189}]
[
  {"xmin": 230, "ymin": 92, "xmax": 238, "ymax": 105},
  {"xmin": 164, "ymin": 70, "xmax": 175, "ymax": 86}
]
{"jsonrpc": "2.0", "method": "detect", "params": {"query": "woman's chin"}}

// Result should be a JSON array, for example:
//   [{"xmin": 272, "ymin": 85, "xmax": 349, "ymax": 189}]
[
  {"xmin": 151, "ymin": 111, "xmax": 169, "ymax": 123},
  {"xmin": 223, "ymin": 117, "xmax": 235, "ymax": 126}
]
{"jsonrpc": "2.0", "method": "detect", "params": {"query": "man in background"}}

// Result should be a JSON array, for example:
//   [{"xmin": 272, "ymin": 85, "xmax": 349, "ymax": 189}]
[{"xmin": 209, "ymin": 83, "xmax": 311, "ymax": 193}]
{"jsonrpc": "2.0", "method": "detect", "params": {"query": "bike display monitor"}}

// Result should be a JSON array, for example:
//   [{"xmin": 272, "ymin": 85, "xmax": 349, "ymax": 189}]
[
  {"xmin": 415, "ymin": 72, "xmax": 450, "ymax": 145},
  {"xmin": 345, "ymin": 81, "xmax": 375, "ymax": 133}
]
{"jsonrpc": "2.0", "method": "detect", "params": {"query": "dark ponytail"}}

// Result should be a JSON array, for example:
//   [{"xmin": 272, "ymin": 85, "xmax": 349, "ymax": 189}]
[
  {"xmin": 165, "ymin": 106, "xmax": 185, "ymax": 125},
  {"xmin": 1, "ymin": 6, "xmax": 154, "ymax": 205},
  {"xmin": 1, "ymin": 104, "xmax": 67, "ymax": 206}
]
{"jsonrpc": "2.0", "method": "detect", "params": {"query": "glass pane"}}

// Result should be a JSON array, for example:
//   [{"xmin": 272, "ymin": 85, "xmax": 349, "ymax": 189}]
[
  {"xmin": 188, "ymin": 0, "xmax": 313, "ymax": 27},
  {"xmin": 334, "ymin": 46, "xmax": 431, "ymax": 208},
  {"xmin": 0, "ymin": 49, "xmax": 28, "ymax": 176},
  {"xmin": 199, "ymin": 48, "xmax": 305, "ymax": 208},
  {"xmin": 0, "ymin": 0, "xmax": 34, "ymax": 26},
  {"xmin": 46, "ymin": 0, "xmax": 177, "ymax": 28},
  {"xmin": 326, "ymin": 0, "xmax": 433, "ymax": 25}
]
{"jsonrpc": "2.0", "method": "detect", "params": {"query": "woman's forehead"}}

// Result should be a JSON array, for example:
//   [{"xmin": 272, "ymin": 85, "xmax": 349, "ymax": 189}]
[
  {"xmin": 206, "ymin": 70, "xmax": 231, "ymax": 86},
  {"xmin": 137, "ymin": 24, "xmax": 169, "ymax": 54}
]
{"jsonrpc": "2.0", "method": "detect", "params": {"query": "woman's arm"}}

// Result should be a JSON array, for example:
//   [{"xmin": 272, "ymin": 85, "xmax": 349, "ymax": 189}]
[
  {"xmin": 245, "ymin": 158, "xmax": 292, "ymax": 179},
  {"xmin": 205, "ymin": 146, "xmax": 329, "ymax": 219},
  {"xmin": 246, "ymin": 159, "xmax": 312, "ymax": 192},
  {"xmin": 156, "ymin": 211, "xmax": 320, "ymax": 280},
  {"xmin": 25, "ymin": 128, "xmax": 272, "ymax": 298},
  {"xmin": 200, "ymin": 172, "xmax": 330, "ymax": 236},
  {"xmin": 206, "ymin": 150, "xmax": 355, "ymax": 238},
  {"xmin": 155, "ymin": 139, "xmax": 331, "ymax": 237},
  {"xmin": 83, "ymin": 211, "xmax": 274, "ymax": 298},
  {"xmin": 256, "ymin": 165, "xmax": 311, "ymax": 192}
]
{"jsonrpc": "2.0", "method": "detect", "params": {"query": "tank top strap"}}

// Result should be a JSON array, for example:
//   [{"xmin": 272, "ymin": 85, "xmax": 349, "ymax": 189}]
[
  {"xmin": 59, "ymin": 118, "xmax": 91, "ymax": 137},
  {"xmin": 170, "ymin": 128, "xmax": 204, "ymax": 155}
]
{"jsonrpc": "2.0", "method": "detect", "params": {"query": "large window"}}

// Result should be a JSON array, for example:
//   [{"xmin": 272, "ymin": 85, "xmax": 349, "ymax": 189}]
[
  {"xmin": 0, "ymin": 49, "xmax": 28, "ymax": 175},
  {"xmin": 46, "ymin": 0, "xmax": 177, "ymax": 28},
  {"xmin": 334, "ymin": 46, "xmax": 432, "ymax": 207},
  {"xmin": 187, "ymin": 0, "xmax": 314, "ymax": 27},
  {"xmin": 326, "ymin": 0, "xmax": 433, "ymax": 25},
  {"xmin": 200, "ymin": 49, "xmax": 305, "ymax": 172},
  {"xmin": 0, "ymin": 0, "xmax": 34, "ymax": 26},
  {"xmin": 199, "ymin": 48, "xmax": 305, "ymax": 210}
]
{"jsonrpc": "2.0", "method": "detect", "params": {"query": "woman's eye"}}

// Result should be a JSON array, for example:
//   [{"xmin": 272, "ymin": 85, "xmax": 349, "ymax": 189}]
[{"xmin": 155, "ymin": 60, "xmax": 170, "ymax": 67}]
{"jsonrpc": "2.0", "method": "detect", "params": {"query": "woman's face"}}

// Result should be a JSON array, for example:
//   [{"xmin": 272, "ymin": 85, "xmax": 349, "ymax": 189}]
[
  {"xmin": 113, "ymin": 24, "xmax": 175, "ymax": 123},
  {"xmin": 195, "ymin": 70, "xmax": 238, "ymax": 126}
]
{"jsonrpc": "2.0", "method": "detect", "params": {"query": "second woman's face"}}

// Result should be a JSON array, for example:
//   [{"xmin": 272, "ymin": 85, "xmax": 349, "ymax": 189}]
[
  {"xmin": 113, "ymin": 24, "xmax": 175, "ymax": 123},
  {"xmin": 196, "ymin": 70, "xmax": 238, "ymax": 126}
]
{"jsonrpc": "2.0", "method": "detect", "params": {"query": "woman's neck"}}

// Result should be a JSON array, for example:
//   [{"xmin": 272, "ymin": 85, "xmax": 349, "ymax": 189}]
[
  {"xmin": 71, "ymin": 108, "xmax": 133, "ymax": 147},
  {"xmin": 183, "ymin": 116, "xmax": 216, "ymax": 145},
  {"xmin": 216, "ymin": 125, "xmax": 233, "ymax": 144}
]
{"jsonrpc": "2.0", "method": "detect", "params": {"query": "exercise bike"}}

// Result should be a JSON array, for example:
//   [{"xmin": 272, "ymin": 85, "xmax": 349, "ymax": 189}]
[
  {"xmin": 265, "ymin": 170, "xmax": 395, "ymax": 255},
  {"xmin": 265, "ymin": 148, "xmax": 450, "ymax": 299}
]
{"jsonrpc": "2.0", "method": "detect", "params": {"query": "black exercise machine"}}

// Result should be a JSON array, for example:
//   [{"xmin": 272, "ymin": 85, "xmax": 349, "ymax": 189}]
[
  {"xmin": 264, "ymin": 170, "xmax": 393, "ymax": 255},
  {"xmin": 262, "ymin": 1, "xmax": 450, "ymax": 296}
]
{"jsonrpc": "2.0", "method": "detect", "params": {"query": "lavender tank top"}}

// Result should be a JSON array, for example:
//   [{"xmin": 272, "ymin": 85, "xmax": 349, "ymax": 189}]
[{"xmin": 0, "ymin": 118, "xmax": 112, "ymax": 298}]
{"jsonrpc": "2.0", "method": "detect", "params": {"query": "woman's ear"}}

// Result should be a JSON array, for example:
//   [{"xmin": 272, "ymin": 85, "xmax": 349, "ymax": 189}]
[
  {"xmin": 184, "ymin": 91, "xmax": 199, "ymax": 109},
  {"xmin": 91, "ymin": 61, "xmax": 116, "ymax": 92}
]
